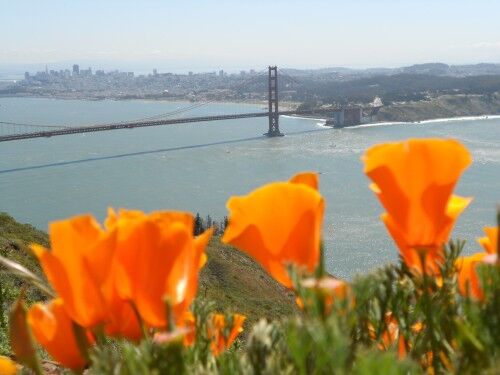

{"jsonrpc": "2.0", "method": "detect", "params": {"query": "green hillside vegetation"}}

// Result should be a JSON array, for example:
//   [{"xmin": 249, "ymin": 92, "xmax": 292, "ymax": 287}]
[
  {"xmin": 200, "ymin": 240, "xmax": 297, "ymax": 326},
  {"xmin": 288, "ymin": 74, "xmax": 500, "ymax": 104},
  {"xmin": 0, "ymin": 213, "xmax": 47, "ymax": 303}
]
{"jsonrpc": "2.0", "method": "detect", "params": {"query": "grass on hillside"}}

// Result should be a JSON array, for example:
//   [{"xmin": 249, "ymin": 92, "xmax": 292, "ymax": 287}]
[{"xmin": 201, "ymin": 240, "xmax": 297, "ymax": 327}]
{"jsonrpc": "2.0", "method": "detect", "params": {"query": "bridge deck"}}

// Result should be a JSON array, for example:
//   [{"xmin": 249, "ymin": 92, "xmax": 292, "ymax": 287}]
[{"xmin": 0, "ymin": 110, "xmax": 323, "ymax": 142}]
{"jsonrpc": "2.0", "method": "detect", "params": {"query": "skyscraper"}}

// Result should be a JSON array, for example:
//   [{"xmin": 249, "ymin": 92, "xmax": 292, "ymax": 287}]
[{"xmin": 72, "ymin": 64, "xmax": 80, "ymax": 76}]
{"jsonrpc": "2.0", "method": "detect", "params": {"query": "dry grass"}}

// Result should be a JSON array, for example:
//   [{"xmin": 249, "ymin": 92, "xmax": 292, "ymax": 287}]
[{"xmin": 200, "ymin": 238, "xmax": 297, "ymax": 326}]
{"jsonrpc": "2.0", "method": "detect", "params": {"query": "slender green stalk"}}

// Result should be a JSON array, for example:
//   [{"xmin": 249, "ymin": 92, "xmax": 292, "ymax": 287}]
[
  {"xmin": 315, "ymin": 241, "xmax": 325, "ymax": 279},
  {"xmin": 72, "ymin": 322, "xmax": 91, "ymax": 363},
  {"xmin": 131, "ymin": 302, "xmax": 149, "ymax": 340},
  {"xmin": 0, "ymin": 284, "xmax": 6, "ymax": 330},
  {"xmin": 164, "ymin": 297, "xmax": 176, "ymax": 333},
  {"xmin": 418, "ymin": 249, "xmax": 440, "ymax": 373}
]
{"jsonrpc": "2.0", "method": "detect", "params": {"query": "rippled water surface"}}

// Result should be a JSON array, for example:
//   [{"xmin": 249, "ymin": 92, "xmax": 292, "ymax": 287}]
[{"xmin": 1, "ymin": 98, "xmax": 499, "ymax": 278}]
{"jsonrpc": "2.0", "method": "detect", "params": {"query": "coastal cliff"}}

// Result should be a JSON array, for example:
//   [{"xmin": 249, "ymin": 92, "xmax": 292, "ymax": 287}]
[{"xmin": 378, "ymin": 93, "xmax": 500, "ymax": 123}]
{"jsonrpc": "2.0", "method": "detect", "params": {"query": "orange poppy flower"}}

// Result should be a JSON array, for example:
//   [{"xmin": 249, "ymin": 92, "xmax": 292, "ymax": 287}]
[
  {"xmin": 208, "ymin": 313, "xmax": 246, "ymax": 356},
  {"xmin": 101, "ymin": 282, "xmax": 142, "ymax": 341},
  {"xmin": 478, "ymin": 226, "xmax": 498, "ymax": 255},
  {"xmin": 108, "ymin": 209, "xmax": 212, "ymax": 328},
  {"xmin": 362, "ymin": 139, "xmax": 472, "ymax": 274},
  {"xmin": 0, "ymin": 356, "xmax": 17, "ymax": 375},
  {"xmin": 456, "ymin": 228, "xmax": 498, "ymax": 300},
  {"xmin": 182, "ymin": 311, "xmax": 196, "ymax": 346},
  {"xmin": 367, "ymin": 313, "xmax": 423, "ymax": 358},
  {"xmin": 380, "ymin": 314, "xmax": 405, "ymax": 356},
  {"xmin": 31, "ymin": 215, "xmax": 114, "ymax": 327},
  {"xmin": 27, "ymin": 299, "xmax": 89, "ymax": 370},
  {"xmin": 289, "ymin": 171, "xmax": 319, "ymax": 190},
  {"xmin": 222, "ymin": 172, "xmax": 324, "ymax": 287}
]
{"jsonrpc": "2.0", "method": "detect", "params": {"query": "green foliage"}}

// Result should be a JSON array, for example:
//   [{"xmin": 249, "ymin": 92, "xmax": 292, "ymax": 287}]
[
  {"xmin": 0, "ymin": 212, "xmax": 48, "ymax": 355},
  {"xmin": 352, "ymin": 350, "xmax": 420, "ymax": 375},
  {"xmin": 87, "ymin": 241, "xmax": 499, "ymax": 374},
  {"xmin": 91, "ymin": 339, "xmax": 186, "ymax": 375}
]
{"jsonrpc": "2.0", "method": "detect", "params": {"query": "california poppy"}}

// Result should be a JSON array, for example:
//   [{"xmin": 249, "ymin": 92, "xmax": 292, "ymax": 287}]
[
  {"xmin": 457, "ymin": 227, "xmax": 498, "ymax": 299},
  {"xmin": 208, "ymin": 313, "xmax": 246, "ymax": 356},
  {"xmin": 478, "ymin": 226, "xmax": 498, "ymax": 255},
  {"xmin": 31, "ymin": 215, "xmax": 114, "ymax": 327},
  {"xmin": 181, "ymin": 311, "xmax": 196, "ymax": 346},
  {"xmin": 368, "ymin": 313, "xmax": 423, "ymax": 359},
  {"xmin": 27, "ymin": 299, "xmax": 89, "ymax": 370},
  {"xmin": 222, "ymin": 172, "xmax": 324, "ymax": 287},
  {"xmin": 375, "ymin": 313, "xmax": 405, "ymax": 357},
  {"xmin": 108, "ymin": 208, "xmax": 212, "ymax": 328},
  {"xmin": 0, "ymin": 356, "xmax": 17, "ymax": 375},
  {"xmin": 101, "ymin": 282, "xmax": 142, "ymax": 341},
  {"xmin": 32, "ymin": 208, "xmax": 211, "ymax": 337},
  {"xmin": 362, "ymin": 139, "xmax": 472, "ymax": 274}
]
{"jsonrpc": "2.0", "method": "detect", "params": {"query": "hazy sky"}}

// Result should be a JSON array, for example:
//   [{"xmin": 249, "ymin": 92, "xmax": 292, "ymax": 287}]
[{"xmin": 1, "ymin": 0, "xmax": 499, "ymax": 71}]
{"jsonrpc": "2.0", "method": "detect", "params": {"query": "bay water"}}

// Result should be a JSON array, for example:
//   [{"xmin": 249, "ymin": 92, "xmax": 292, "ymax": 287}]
[{"xmin": 1, "ymin": 97, "xmax": 499, "ymax": 278}]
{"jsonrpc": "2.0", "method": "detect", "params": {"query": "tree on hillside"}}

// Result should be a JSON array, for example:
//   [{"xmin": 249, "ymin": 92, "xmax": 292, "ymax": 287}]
[{"xmin": 194, "ymin": 213, "xmax": 205, "ymax": 235}]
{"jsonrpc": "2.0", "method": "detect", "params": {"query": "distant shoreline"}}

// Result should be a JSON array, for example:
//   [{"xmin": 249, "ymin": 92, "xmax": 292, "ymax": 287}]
[
  {"xmin": 1, "ymin": 93, "xmax": 500, "ymax": 125},
  {"xmin": 0, "ymin": 94, "xmax": 298, "ymax": 111},
  {"xmin": 287, "ymin": 114, "xmax": 500, "ymax": 129}
]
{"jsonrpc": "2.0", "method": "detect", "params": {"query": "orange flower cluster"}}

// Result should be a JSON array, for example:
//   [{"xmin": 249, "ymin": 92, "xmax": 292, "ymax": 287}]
[
  {"xmin": 457, "ymin": 227, "xmax": 498, "ymax": 300},
  {"xmin": 11, "ymin": 137, "xmax": 497, "ymax": 371},
  {"xmin": 27, "ymin": 299, "xmax": 92, "ymax": 369},
  {"xmin": 207, "ymin": 313, "xmax": 246, "ymax": 356},
  {"xmin": 362, "ymin": 139, "xmax": 472, "ymax": 275},
  {"xmin": 26, "ymin": 209, "xmax": 213, "ymax": 370}
]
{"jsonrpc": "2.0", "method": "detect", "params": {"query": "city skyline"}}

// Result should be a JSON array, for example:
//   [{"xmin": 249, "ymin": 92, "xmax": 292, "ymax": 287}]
[{"xmin": 1, "ymin": 0, "xmax": 499, "ymax": 73}]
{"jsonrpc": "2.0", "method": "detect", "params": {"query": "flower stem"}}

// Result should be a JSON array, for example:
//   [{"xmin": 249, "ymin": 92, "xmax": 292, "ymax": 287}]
[
  {"xmin": 315, "ymin": 241, "xmax": 326, "ymax": 279},
  {"xmin": 72, "ymin": 322, "xmax": 90, "ymax": 364},
  {"xmin": 164, "ymin": 297, "xmax": 176, "ymax": 333},
  {"xmin": 131, "ymin": 302, "xmax": 149, "ymax": 340},
  {"xmin": 419, "ymin": 251, "xmax": 440, "ymax": 373}
]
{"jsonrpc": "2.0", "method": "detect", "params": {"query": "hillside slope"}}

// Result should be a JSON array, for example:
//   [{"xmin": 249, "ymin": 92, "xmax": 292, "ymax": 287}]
[{"xmin": 379, "ymin": 93, "xmax": 500, "ymax": 122}]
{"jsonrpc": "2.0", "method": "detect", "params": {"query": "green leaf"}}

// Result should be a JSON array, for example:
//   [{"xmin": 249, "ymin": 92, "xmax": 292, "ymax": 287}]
[
  {"xmin": 0, "ymin": 254, "xmax": 54, "ymax": 297},
  {"xmin": 454, "ymin": 319, "xmax": 484, "ymax": 352}
]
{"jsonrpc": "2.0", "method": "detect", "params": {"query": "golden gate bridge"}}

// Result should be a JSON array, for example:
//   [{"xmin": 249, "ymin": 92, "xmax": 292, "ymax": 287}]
[{"xmin": 0, "ymin": 66, "xmax": 381, "ymax": 142}]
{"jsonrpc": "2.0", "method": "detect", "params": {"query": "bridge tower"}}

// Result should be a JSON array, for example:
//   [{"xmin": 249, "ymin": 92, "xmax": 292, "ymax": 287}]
[{"xmin": 265, "ymin": 66, "xmax": 283, "ymax": 137}]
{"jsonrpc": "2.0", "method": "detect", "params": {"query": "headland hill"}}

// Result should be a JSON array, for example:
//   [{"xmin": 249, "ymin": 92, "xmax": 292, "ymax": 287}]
[{"xmin": 1, "ymin": 62, "xmax": 500, "ymax": 124}]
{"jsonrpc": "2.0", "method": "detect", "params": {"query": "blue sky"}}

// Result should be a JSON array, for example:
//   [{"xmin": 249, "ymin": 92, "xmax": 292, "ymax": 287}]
[{"xmin": 1, "ymin": 0, "xmax": 499, "ymax": 72}]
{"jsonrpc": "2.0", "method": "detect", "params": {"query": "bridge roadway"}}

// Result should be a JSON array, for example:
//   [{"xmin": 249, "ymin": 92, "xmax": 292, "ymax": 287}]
[{"xmin": 0, "ymin": 110, "xmax": 330, "ymax": 142}]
